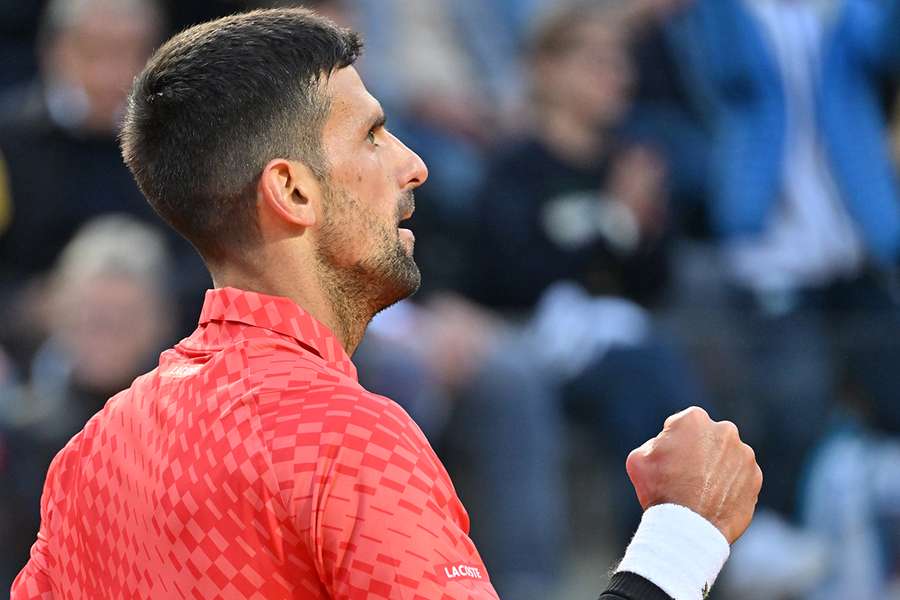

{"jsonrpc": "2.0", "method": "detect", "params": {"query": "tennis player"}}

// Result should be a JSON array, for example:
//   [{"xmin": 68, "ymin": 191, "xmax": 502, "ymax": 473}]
[{"xmin": 12, "ymin": 8, "xmax": 760, "ymax": 600}]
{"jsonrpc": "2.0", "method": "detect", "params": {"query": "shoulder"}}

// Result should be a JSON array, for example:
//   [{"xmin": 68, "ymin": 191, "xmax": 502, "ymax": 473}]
[
  {"xmin": 257, "ymin": 373, "xmax": 448, "ymax": 485},
  {"xmin": 203, "ymin": 332, "xmax": 350, "ymax": 388},
  {"xmin": 258, "ymin": 379, "xmax": 461, "ymax": 529},
  {"xmin": 257, "ymin": 375, "xmax": 431, "ymax": 467},
  {"xmin": 214, "ymin": 339, "xmax": 448, "ymax": 496},
  {"xmin": 235, "ymin": 336, "xmax": 432, "ymax": 461}
]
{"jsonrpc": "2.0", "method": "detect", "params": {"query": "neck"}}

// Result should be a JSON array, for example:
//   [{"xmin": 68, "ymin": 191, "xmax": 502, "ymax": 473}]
[
  {"xmin": 211, "ymin": 255, "xmax": 372, "ymax": 355},
  {"xmin": 312, "ymin": 263, "xmax": 377, "ymax": 355},
  {"xmin": 538, "ymin": 105, "xmax": 607, "ymax": 167}
]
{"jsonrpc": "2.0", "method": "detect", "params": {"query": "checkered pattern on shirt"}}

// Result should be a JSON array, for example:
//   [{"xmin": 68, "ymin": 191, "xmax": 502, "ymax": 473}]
[{"xmin": 12, "ymin": 287, "xmax": 498, "ymax": 599}]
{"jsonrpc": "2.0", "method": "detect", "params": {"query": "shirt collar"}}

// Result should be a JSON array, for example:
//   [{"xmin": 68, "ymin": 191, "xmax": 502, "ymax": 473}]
[{"xmin": 198, "ymin": 287, "xmax": 357, "ymax": 380}]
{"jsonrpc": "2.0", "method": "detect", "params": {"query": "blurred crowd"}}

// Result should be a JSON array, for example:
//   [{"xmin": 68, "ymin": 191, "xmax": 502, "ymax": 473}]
[{"xmin": 3, "ymin": 0, "xmax": 900, "ymax": 598}]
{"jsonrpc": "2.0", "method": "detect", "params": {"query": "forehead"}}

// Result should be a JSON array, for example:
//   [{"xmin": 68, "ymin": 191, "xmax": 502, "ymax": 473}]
[{"xmin": 321, "ymin": 66, "xmax": 381, "ymax": 137}]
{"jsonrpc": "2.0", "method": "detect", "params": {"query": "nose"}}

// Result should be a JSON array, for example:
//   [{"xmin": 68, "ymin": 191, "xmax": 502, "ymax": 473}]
[{"xmin": 395, "ymin": 136, "xmax": 429, "ymax": 191}]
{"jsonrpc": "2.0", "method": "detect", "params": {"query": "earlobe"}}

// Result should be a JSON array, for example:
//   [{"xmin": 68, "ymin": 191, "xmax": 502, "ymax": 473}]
[{"xmin": 258, "ymin": 159, "xmax": 319, "ymax": 229}]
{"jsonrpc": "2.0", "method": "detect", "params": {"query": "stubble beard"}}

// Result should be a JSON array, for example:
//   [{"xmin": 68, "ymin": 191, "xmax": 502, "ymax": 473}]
[{"xmin": 314, "ymin": 184, "xmax": 421, "ymax": 345}]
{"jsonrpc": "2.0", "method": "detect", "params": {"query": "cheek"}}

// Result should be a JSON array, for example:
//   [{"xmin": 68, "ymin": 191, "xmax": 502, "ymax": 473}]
[
  {"xmin": 322, "ymin": 153, "xmax": 399, "ymax": 256},
  {"xmin": 353, "ymin": 157, "xmax": 393, "ymax": 197},
  {"xmin": 320, "ymin": 196, "xmax": 383, "ymax": 264},
  {"xmin": 351, "ymin": 163, "xmax": 397, "ymax": 222}
]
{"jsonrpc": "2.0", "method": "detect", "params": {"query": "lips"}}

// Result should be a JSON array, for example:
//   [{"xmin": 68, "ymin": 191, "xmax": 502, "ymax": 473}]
[{"xmin": 397, "ymin": 192, "xmax": 415, "ymax": 224}]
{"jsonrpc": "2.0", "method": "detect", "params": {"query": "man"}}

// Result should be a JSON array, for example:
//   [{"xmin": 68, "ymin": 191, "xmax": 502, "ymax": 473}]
[{"xmin": 11, "ymin": 9, "xmax": 761, "ymax": 600}]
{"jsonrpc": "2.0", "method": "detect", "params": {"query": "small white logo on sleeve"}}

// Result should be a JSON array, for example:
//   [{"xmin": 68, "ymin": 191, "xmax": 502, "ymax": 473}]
[{"xmin": 437, "ymin": 563, "xmax": 485, "ymax": 581}]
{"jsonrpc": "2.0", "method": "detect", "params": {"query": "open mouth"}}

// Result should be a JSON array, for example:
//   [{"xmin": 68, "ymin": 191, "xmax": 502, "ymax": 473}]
[
  {"xmin": 398, "ymin": 208, "xmax": 415, "ymax": 243},
  {"xmin": 397, "ymin": 193, "xmax": 415, "ymax": 226}
]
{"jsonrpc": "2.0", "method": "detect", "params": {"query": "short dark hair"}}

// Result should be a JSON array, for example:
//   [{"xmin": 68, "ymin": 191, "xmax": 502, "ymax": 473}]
[{"xmin": 120, "ymin": 8, "xmax": 361, "ymax": 263}]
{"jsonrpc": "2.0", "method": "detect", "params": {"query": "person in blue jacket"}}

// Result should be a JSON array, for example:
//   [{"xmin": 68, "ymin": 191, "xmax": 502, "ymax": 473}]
[{"xmin": 663, "ymin": 0, "xmax": 900, "ymax": 589}]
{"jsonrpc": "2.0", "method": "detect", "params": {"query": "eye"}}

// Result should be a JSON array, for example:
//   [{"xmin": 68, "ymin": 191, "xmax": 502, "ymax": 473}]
[{"xmin": 367, "ymin": 128, "xmax": 379, "ymax": 146}]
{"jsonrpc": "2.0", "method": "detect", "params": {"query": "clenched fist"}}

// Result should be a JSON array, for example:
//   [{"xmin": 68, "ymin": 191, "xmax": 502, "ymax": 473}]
[{"xmin": 626, "ymin": 406, "xmax": 762, "ymax": 544}]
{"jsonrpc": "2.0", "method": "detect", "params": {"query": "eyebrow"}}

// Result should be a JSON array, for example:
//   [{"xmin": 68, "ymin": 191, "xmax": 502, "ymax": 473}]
[{"xmin": 366, "ymin": 110, "xmax": 387, "ymax": 133}]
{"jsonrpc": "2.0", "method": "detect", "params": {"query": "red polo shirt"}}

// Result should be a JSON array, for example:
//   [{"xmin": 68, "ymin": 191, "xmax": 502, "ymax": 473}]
[{"xmin": 12, "ymin": 287, "xmax": 497, "ymax": 599}]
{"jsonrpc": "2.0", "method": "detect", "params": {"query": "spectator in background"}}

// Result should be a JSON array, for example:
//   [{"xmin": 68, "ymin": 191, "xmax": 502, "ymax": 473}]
[
  {"xmin": 0, "ymin": 0, "xmax": 208, "ymax": 370},
  {"xmin": 470, "ymin": 3, "xmax": 669, "ymax": 309},
  {"xmin": 622, "ymin": 0, "xmax": 714, "ymax": 222},
  {"xmin": 661, "ymin": 0, "xmax": 900, "ymax": 596},
  {"xmin": 468, "ymin": 2, "xmax": 704, "ymax": 458},
  {"xmin": 0, "ymin": 214, "xmax": 177, "ymax": 592},
  {"xmin": 0, "ymin": 0, "xmax": 163, "ymax": 137},
  {"xmin": 463, "ymin": 0, "xmax": 712, "ymax": 532},
  {"xmin": 0, "ymin": 0, "xmax": 267, "ymax": 97}
]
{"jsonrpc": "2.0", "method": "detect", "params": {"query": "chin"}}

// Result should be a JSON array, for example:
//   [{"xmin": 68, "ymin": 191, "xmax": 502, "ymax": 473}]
[
  {"xmin": 372, "ymin": 255, "xmax": 421, "ymax": 313},
  {"xmin": 401, "ymin": 267, "xmax": 422, "ymax": 298},
  {"xmin": 383, "ymin": 264, "xmax": 421, "ymax": 306},
  {"xmin": 323, "ymin": 234, "xmax": 422, "ymax": 316}
]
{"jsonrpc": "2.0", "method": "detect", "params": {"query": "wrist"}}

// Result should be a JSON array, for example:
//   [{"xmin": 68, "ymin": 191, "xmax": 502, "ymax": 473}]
[{"xmin": 615, "ymin": 503, "xmax": 730, "ymax": 600}]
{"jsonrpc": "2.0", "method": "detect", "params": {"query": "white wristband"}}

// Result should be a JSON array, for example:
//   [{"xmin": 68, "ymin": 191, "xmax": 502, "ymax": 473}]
[{"xmin": 615, "ymin": 504, "xmax": 730, "ymax": 600}]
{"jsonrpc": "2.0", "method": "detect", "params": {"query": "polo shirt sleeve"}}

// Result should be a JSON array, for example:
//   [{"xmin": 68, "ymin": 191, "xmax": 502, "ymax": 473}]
[
  {"xmin": 10, "ymin": 444, "xmax": 65, "ymax": 600},
  {"xmin": 282, "ymin": 386, "xmax": 499, "ymax": 599},
  {"xmin": 10, "ymin": 544, "xmax": 55, "ymax": 600}
]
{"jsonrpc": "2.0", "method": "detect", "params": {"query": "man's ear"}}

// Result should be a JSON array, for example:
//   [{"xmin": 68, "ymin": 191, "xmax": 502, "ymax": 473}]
[{"xmin": 257, "ymin": 159, "xmax": 320, "ymax": 229}]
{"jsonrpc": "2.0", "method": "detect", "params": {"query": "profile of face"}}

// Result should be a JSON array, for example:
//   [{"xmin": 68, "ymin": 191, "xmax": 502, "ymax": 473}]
[
  {"xmin": 312, "ymin": 67, "xmax": 428, "ymax": 314},
  {"xmin": 43, "ymin": 1, "xmax": 161, "ymax": 133}
]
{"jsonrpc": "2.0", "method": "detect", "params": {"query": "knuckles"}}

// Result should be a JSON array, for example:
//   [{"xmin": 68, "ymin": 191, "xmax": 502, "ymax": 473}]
[
  {"xmin": 665, "ymin": 405, "xmax": 710, "ymax": 429},
  {"xmin": 742, "ymin": 442, "xmax": 756, "ymax": 464},
  {"xmin": 682, "ymin": 406, "xmax": 710, "ymax": 425},
  {"xmin": 717, "ymin": 419, "xmax": 740, "ymax": 442},
  {"xmin": 753, "ymin": 463, "xmax": 764, "ymax": 489}
]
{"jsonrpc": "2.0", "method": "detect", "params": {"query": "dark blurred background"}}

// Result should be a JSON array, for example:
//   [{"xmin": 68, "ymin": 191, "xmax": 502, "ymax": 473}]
[{"xmin": 4, "ymin": 1, "xmax": 900, "ymax": 598}]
